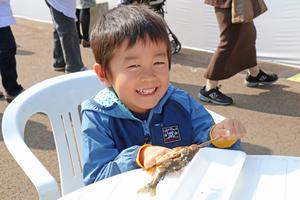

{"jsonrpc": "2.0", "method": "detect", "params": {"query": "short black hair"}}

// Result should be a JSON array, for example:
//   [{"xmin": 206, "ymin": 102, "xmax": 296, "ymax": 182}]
[{"xmin": 90, "ymin": 4, "xmax": 171, "ymax": 74}]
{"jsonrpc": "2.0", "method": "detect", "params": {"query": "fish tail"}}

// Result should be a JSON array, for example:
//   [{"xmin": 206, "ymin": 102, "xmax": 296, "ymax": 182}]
[
  {"xmin": 149, "ymin": 188, "xmax": 157, "ymax": 196},
  {"xmin": 137, "ymin": 185, "xmax": 148, "ymax": 193},
  {"xmin": 137, "ymin": 185, "xmax": 157, "ymax": 196}
]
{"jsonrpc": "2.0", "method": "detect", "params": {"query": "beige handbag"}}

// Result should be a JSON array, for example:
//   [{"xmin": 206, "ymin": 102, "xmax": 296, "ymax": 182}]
[{"xmin": 232, "ymin": 0, "xmax": 268, "ymax": 23}]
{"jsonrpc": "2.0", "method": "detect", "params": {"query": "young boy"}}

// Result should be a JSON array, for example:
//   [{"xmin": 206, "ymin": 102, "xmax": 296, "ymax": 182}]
[{"xmin": 81, "ymin": 5, "xmax": 247, "ymax": 185}]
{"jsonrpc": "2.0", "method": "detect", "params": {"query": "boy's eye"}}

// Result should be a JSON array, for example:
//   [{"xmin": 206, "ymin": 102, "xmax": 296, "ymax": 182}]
[
  {"xmin": 127, "ymin": 64, "xmax": 140, "ymax": 69},
  {"xmin": 154, "ymin": 61, "xmax": 165, "ymax": 66}
]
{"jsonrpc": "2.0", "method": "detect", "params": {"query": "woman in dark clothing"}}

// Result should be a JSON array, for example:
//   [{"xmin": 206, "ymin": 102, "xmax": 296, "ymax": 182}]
[{"xmin": 198, "ymin": 0, "xmax": 278, "ymax": 105}]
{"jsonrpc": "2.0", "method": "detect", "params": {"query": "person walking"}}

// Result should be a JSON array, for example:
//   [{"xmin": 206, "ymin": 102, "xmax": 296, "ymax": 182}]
[
  {"xmin": 0, "ymin": 0, "xmax": 24, "ymax": 102},
  {"xmin": 76, "ymin": 0, "xmax": 96, "ymax": 48},
  {"xmin": 198, "ymin": 0, "xmax": 278, "ymax": 105},
  {"xmin": 45, "ymin": 0, "xmax": 87, "ymax": 73}
]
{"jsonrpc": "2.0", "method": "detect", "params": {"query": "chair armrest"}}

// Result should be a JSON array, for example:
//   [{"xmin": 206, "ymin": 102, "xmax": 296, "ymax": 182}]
[{"xmin": 2, "ymin": 102, "xmax": 60, "ymax": 200}]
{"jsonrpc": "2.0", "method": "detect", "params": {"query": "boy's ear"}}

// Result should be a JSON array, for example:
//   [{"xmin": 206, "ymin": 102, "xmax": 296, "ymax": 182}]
[{"xmin": 93, "ymin": 63, "xmax": 112, "ymax": 87}]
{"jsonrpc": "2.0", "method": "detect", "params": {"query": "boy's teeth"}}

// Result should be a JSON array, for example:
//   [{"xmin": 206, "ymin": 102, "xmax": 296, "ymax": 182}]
[{"xmin": 137, "ymin": 88, "xmax": 156, "ymax": 94}]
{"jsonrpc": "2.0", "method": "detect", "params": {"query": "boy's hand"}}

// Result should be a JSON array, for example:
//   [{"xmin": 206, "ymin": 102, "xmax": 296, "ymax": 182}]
[
  {"xmin": 211, "ymin": 119, "xmax": 247, "ymax": 148},
  {"xmin": 140, "ymin": 146, "xmax": 171, "ymax": 169}
]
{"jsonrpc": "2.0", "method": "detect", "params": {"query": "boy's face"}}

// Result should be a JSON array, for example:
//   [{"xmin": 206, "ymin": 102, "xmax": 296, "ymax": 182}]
[{"xmin": 96, "ymin": 37, "xmax": 169, "ymax": 114}]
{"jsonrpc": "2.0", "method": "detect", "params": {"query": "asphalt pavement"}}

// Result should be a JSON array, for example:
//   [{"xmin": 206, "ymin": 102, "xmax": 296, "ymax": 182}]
[{"xmin": 0, "ymin": 18, "xmax": 299, "ymax": 200}]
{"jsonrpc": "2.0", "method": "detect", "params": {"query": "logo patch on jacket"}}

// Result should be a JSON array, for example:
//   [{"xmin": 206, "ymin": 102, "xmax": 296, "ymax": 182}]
[{"xmin": 162, "ymin": 125, "xmax": 181, "ymax": 143}]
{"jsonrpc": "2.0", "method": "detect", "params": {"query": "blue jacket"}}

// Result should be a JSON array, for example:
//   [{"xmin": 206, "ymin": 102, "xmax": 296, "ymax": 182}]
[{"xmin": 81, "ymin": 84, "xmax": 240, "ymax": 185}]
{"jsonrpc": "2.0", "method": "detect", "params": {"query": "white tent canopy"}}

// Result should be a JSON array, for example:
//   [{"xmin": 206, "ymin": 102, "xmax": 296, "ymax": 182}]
[{"xmin": 11, "ymin": 0, "xmax": 300, "ymax": 68}]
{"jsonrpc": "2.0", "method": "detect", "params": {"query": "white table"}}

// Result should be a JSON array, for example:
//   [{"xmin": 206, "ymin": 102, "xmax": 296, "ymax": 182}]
[{"xmin": 59, "ymin": 148, "xmax": 300, "ymax": 200}]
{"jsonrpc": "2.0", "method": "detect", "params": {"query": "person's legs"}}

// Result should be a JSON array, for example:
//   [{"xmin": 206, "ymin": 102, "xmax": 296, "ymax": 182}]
[
  {"xmin": 204, "ymin": 9, "xmax": 255, "ymax": 81},
  {"xmin": 0, "ymin": 26, "xmax": 24, "ymax": 102},
  {"xmin": 199, "ymin": 8, "xmax": 235, "ymax": 105},
  {"xmin": 206, "ymin": 80, "xmax": 218, "ymax": 91},
  {"xmin": 52, "ymin": 29, "xmax": 66, "ymax": 70},
  {"xmin": 47, "ymin": 4, "xmax": 86, "ymax": 72},
  {"xmin": 46, "ymin": 1, "xmax": 65, "ymax": 70},
  {"xmin": 80, "ymin": 8, "xmax": 90, "ymax": 47},
  {"xmin": 248, "ymin": 66, "xmax": 260, "ymax": 77},
  {"xmin": 76, "ymin": 9, "xmax": 83, "ymax": 42}
]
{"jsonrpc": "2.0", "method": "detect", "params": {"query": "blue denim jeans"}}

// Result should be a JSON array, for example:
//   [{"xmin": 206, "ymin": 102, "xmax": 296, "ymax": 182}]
[{"xmin": 0, "ymin": 26, "xmax": 23, "ymax": 96}]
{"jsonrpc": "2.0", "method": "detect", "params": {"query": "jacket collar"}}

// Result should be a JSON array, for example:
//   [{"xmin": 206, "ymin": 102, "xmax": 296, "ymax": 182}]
[{"xmin": 88, "ymin": 84, "xmax": 176, "ymax": 120}]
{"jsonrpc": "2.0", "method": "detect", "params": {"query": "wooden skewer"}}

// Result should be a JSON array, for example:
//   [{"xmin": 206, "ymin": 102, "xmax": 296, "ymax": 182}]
[{"xmin": 197, "ymin": 136, "xmax": 221, "ymax": 148}]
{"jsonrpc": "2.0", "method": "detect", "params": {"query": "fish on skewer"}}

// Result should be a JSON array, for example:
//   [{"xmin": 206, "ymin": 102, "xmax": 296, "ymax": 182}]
[{"xmin": 137, "ymin": 137, "xmax": 220, "ymax": 196}]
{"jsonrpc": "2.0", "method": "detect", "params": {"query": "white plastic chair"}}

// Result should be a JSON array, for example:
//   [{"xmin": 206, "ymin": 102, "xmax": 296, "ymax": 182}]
[
  {"xmin": 2, "ymin": 70, "xmax": 104, "ymax": 199},
  {"xmin": 2, "ymin": 70, "xmax": 225, "ymax": 200}
]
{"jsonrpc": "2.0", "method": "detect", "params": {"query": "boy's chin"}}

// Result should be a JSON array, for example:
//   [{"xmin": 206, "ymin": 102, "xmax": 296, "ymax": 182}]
[{"xmin": 132, "ymin": 104, "xmax": 157, "ymax": 113}]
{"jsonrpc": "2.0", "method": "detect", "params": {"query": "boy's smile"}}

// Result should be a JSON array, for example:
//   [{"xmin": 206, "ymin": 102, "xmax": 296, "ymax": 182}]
[
  {"xmin": 96, "ymin": 37, "xmax": 170, "ymax": 114},
  {"xmin": 136, "ymin": 87, "xmax": 157, "ymax": 95}
]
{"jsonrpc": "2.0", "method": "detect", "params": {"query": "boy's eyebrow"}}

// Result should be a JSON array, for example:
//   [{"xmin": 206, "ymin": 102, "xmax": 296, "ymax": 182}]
[
  {"xmin": 124, "ymin": 55, "xmax": 140, "ymax": 61},
  {"xmin": 153, "ymin": 52, "xmax": 167, "ymax": 57},
  {"xmin": 124, "ymin": 52, "xmax": 167, "ymax": 61}
]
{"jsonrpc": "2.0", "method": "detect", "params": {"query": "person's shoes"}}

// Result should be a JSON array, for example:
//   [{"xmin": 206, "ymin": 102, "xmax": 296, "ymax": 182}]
[
  {"xmin": 65, "ymin": 66, "xmax": 87, "ymax": 73},
  {"xmin": 198, "ymin": 86, "xmax": 233, "ymax": 105},
  {"xmin": 245, "ymin": 70, "xmax": 278, "ymax": 87},
  {"xmin": 5, "ymin": 89, "xmax": 24, "ymax": 103},
  {"xmin": 81, "ymin": 39, "xmax": 90, "ymax": 48},
  {"xmin": 53, "ymin": 66, "xmax": 65, "ymax": 71}
]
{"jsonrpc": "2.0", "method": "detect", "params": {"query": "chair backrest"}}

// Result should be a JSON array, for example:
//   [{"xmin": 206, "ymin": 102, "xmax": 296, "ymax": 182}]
[
  {"xmin": 42, "ymin": 71, "xmax": 104, "ymax": 194},
  {"xmin": 2, "ymin": 70, "xmax": 224, "ymax": 199},
  {"xmin": 2, "ymin": 70, "xmax": 105, "ymax": 198}
]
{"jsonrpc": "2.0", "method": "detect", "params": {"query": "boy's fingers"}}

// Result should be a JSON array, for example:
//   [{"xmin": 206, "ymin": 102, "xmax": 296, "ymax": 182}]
[
  {"xmin": 215, "ymin": 119, "xmax": 247, "ymax": 140},
  {"xmin": 240, "ymin": 125, "xmax": 247, "ymax": 136},
  {"xmin": 234, "ymin": 125, "xmax": 246, "ymax": 138},
  {"xmin": 144, "ymin": 161, "xmax": 155, "ymax": 169},
  {"xmin": 233, "ymin": 121, "xmax": 245, "ymax": 135},
  {"xmin": 155, "ymin": 149, "xmax": 174, "ymax": 164},
  {"xmin": 217, "ymin": 128, "xmax": 242, "ymax": 140},
  {"xmin": 216, "ymin": 129, "xmax": 230, "ymax": 138}
]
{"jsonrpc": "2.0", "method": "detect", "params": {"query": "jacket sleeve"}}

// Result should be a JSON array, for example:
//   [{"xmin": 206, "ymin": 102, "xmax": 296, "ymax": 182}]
[
  {"xmin": 81, "ymin": 110, "xmax": 140, "ymax": 185},
  {"xmin": 189, "ymin": 95, "xmax": 215, "ymax": 144}
]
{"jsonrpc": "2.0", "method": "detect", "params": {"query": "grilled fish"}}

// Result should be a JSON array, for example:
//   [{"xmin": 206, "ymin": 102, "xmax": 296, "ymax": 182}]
[
  {"xmin": 137, "ymin": 137, "xmax": 220, "ymax": 196},
  {"xmin": 137, "ymin": 144, "xmax": 201, "ymax": 196}
]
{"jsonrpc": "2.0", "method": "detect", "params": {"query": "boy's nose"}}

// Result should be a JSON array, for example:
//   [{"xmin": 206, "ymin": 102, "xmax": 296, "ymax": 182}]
[
  {"xmin": 141, "ymin": 67, "xmax": 156, "ymax": 81},
  {"xmin": 141, "ymin": 74, "xmax": 156, "ymax": 83}
]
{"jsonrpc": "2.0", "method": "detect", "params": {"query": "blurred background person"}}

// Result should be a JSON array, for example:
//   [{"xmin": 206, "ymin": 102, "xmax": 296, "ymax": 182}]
[
  {"xmin": 198, "ymin": 0, "xmax": 278, "ymax": 106},
  {"xmin": 45, "ymin": 0, "xmax": 86, "ymax": 73},
  {"xmin": 0, "ymin": 0, "xmax": 24, "ymax": 102},
  {"xmin": 76, "ymin": 0, "xmax": 96, "ymax": 47}
]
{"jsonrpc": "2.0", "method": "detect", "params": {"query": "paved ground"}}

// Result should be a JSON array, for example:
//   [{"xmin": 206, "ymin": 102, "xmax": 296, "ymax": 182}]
[{"xmin": 0, "ymin": 18, "xmax": 299, "ymax": 200}]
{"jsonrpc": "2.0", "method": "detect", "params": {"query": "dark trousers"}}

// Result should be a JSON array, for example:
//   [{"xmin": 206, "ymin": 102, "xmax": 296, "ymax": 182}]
[
  {"xmin": 46, "ymin": 2, "xmax": 84, "ymax": 71},
  {"xmin": 0, "ymin": 26, "xmax": 23, "ymax": 96},
  {"xmin": 76, "ymin": 8, "xmax": 90, "ymax": 41}
]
